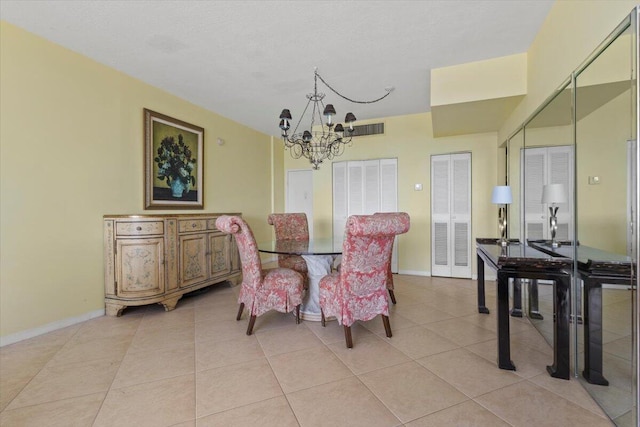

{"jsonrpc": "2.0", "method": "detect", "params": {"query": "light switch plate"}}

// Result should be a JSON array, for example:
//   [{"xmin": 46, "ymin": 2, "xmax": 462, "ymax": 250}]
[
  {"xmin": 414, "ymin": 183, "xmax": 423, "ymax": 191},
  {"xmin": 588, "ymin": 176, "xmax": 600, "ymax": 185}
]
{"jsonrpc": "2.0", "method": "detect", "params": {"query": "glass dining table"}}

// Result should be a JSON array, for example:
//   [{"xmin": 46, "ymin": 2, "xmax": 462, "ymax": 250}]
[{"xmin": 258, "ymin": 238, "xmax": 341, "ymax": 321}]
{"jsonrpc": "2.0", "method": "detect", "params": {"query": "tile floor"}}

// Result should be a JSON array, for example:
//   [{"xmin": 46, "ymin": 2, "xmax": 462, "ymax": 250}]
[
  {"xmin": 0, "ymin": 274, "xmax": 616, "ymax": 426},
  {"xmin": 526, "ymin": 281, "xmax": 635, "ymax": 425}
]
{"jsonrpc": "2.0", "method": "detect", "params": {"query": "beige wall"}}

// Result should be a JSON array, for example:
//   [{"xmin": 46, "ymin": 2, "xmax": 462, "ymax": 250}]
[
  {"xmin": 576, "ymin": 91, "xmax": 632, "ymax": 253},
  {"xmin": 0, "ymin": 22, "xmax": 276, "ymax": 339},
  {"xmin": 499, "ymin": 0, "xmax": 637, "ymax": 141}
]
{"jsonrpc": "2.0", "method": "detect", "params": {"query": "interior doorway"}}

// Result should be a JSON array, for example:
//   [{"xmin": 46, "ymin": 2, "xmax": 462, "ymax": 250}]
[{"xmin": 286, "ymin": 169, "xmax": 314, "ymax": 240}]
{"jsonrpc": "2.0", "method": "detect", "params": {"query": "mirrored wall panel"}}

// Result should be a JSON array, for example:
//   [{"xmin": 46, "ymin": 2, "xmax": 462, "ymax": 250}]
[
  {"xmin": 574, "ymin": 15, "xmax": 636, "ymax": 426},
  {"xmin": 505, "ymin": 9, "xmax": 637, "ymax": 426}
]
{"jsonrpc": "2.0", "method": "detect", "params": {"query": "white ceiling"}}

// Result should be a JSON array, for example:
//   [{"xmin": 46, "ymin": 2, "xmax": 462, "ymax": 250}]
[{"xmin": 0, "ymin": 0, "xmax": 554, "ymax": 137}]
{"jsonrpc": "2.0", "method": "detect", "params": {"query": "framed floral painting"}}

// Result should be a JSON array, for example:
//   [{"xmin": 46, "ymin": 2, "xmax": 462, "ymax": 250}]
[{"xmin": 144, "ymin": 109, "xmax": 204, "ymax": 209}]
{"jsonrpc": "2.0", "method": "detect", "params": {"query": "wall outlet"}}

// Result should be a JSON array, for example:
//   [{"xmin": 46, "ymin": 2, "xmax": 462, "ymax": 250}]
[
  {"xmin": 414, "ymin": 183, "xmax": 423, "ymax": 191},
  {"xmin": 588, "ymin": 176, "xmax": 600, "ymax": 185}
]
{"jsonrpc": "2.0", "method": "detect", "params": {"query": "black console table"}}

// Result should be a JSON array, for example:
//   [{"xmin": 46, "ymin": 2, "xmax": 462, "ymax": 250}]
[
  {"xmin": 527, "ymin": 240, "xmax": 633, "ymax": 386},
  {"xmin": 476, "ymin": 238, "xmax": 573, "ymax": 379}
]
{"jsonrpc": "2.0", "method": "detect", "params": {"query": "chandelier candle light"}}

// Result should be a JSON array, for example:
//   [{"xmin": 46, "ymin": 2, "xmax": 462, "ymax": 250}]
[
  {"xmin": 491, "ymin": 185, "xmax": 513, "ymax": 246},
  {"xmin": 541, "ymin": 183, "xmax": 567, "ymax": 248},
  {"xmin": 279, "ymin": 69, "xmax": 392, "ymax": 170}
]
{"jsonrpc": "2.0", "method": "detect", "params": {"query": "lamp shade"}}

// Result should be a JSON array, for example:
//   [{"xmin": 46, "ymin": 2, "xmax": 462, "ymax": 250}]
[
  {"xmin": 541, "ymin": 183, "xmax": 567, "ymax": 204},
  {"xmin": 491, "ymin": 186, "xmax": 513, "ymax": 204}
]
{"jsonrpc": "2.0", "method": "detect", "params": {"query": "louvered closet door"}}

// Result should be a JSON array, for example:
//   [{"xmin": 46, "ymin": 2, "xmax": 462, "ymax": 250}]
[
  {"xmin": 523, "ymin": 148, "xmax": 547, "ymax": 240},
  {"xmin": 364, "ymin": 160, "xmax": 381, "ymax": 214},
  {"xmin": 628, "ymin": 140, "xmax": 637, "ymax": 258},
  {"xmin": 333, "ymin": 159, "xmax": 399, "ymax": 269},
  {"xmin": 431, "ymin": 156, "xmax": 450, "ymax": 276},
  {"xmin": 431, "ymin": 153, "xmax": 471, "ymax": 278},
  {"xmin": 522, "ymin": 146, "xmax": 573, "ymax": 242},
  {"xmin": 380, "ymin": 159, "xmax": 399, "ymax": 271},
  {"xmin": 332, "ymin": 162, "xmax": 348, "ymax": 251},
  {"xmin": 347, "ymin": 161, "xmax": 365, "ymax": 215},
  {"xmin": 548, "ymin": 146, "xmax": 573, "ymax": 241},
  {"xmin": 450, "ymin": 154, "xmax": 472, "ymax": 277}
]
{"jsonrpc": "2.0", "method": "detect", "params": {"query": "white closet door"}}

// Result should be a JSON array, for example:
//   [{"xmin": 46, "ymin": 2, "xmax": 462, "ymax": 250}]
[
  {"xmin": 522, "ymin": 146, "xmax": 573, "ymax": 242},
  {"xmin": 363, "ymin": 160, "xmax": 381, "ymax": 214},
  {"xmin": 332, "ymin": 162, "xmax": 348, "ymax": 248},
  {"xmin": 347, "ymin": 161, "xmax": 364, "ymax": 215},
  {"xmin": 628, "ymin": 140, "xmax": 637, "ymax": 258},
  {"xmin": 523, "ymin": 148, "xmax": 547, "ymax": 240},
  {"xmin": 286, "ymin": 169, "xmax": 314, "ymax": 240},
  {"xmin": 431, "ymin": 153, "xmax": 471, "ymax": 278},
  {"xmin": 333, "ymin": 158, "xmax": 399, "ymax": 268},
  {"xmin": 547, "ymin": 146, "xmax": 573, "ymax": 241},
  {"xmin": 431, "ymin": 155, "xmax": 452, "ymax": 277},
  {"xmin": 380, "ymin": 159, "xmax": 399, "ymax": 271},
  {"xmin": 451, "ymin": 153, "xmax": 472, "ymax": 278},
  {"xmin": 380, "ymin": 159, "xmax": 398, "ymax": 212}
]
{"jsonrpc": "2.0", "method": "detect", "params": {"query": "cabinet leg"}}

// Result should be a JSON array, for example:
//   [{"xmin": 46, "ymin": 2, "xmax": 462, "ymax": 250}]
[
  {"xmin": 161, "ymin": 296, "xmax": 182, "ymax": 312},
  {"xmin": 105, "ymin": 303, "xmax": 126, "ymax": 317}
]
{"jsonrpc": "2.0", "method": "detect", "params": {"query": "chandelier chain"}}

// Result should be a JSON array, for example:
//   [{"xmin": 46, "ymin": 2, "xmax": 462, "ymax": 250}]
[{"xmin": 315, "ymin": 70, "xmax": 392, "ymax": 104}]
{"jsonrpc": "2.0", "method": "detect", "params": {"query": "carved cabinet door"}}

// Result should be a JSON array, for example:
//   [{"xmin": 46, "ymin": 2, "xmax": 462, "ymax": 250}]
[
  {"xmin": 209, "ymin": 233, "xmax": 232, "ymax": 278},
  {"xmin": 179, "ymin": 233, "xmax": 208, "ymax": 288},
  {"xmin": 116, "ymin": 238, "xmax": 165, "ymax": 298}
]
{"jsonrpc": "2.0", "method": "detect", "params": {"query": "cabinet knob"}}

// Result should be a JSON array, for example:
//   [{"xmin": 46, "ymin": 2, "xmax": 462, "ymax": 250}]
[
  {"xmin": 192, "ymin": 223, "xmax": 197, "ymax": 228},
  {"xmin": 136, "ymin": 226, "xmax": 142, "ymax": 231}
]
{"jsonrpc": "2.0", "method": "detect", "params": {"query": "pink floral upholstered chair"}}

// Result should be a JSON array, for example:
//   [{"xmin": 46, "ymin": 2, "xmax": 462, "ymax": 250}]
[
  {"xmin": 267, "ymin": 213, "xmax": 309, "ymax": 281},
  {"xmin": 319, "ymin": 212, "xmax": 410, "ymax": 348},
  {"xmin": 374, "ymin": 212, "xmax": 401, "ymax": 304},
  {"xmin": 215, "ymin": 215, "xmax": 304, "ymax": 335}
]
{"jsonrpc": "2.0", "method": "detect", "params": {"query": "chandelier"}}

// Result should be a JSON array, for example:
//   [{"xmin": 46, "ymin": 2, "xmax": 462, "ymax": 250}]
[{"xmin": 278, "ymin": 69, "xmax": 392, "ymax": 170}]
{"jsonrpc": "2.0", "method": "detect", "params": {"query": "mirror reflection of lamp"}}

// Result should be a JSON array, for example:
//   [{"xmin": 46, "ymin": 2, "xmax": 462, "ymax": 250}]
[
  {"xmin": 491, "ymin": 186, "xmax": 513, "ymax": 246},
  {"xmin": 541, "ymin": 183, "xmax": 567, "ymax": 248}
]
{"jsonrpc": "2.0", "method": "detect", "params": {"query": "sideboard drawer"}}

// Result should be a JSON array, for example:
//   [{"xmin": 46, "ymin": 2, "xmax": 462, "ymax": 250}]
[
  {"xmin": 179, "ymin": 219, "xmax": 207, "ymax": 233},
  {"xmin": 207, "ymin": 218, "xmax": 220, "ymax": 230},
  {"xmin": 116, "ymin": 221, "xmax": 164, "ymax": 236}
]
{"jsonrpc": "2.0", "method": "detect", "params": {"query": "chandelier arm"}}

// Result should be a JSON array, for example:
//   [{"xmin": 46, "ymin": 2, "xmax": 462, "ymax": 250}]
[
  {"xmin": 291, "ymin": 97, "xmax": 314, "ymax": 137},
  {"xmin": 315, "ymin": 71, "xmax": 392, "ymax": 104}
]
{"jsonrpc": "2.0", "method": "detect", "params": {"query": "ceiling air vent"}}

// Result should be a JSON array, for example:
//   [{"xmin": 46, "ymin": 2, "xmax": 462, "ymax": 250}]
[{"xmin": 350, "ymin": 122, "xmax": 384, "ymax": 137}]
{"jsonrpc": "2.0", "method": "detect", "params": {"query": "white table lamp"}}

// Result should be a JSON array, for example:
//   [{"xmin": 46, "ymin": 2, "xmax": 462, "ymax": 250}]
[
  {"xmin": 491, "ymin": 186, "xmax": 512, "ymax": 246},
  {"xmin": 541, "ymin": 183, "xmax": 567, "ymax": 248}
]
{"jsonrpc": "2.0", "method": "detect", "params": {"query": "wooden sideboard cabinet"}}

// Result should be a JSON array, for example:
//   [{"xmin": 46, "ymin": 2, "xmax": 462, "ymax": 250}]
[{"xmin": 103, "ymin": 213, "xmax": 241, "ymax": 316}]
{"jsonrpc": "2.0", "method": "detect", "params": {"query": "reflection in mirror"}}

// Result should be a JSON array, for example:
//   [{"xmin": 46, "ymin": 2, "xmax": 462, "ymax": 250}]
[
  {"xmin": 507, "ymin": 129, "xmax": 523, "ymax": 242},
  {"xmin": 518, "ymin": 80, "xmax": 576, "ymax": 374},
  {"xmin": 574, "ymin": 16, "xmax": 635, "ymax": 426},
  {"xmin": 523, "ymin": 80, "xmax": 574, "ymax": 246},
  {"xmin": 505, "ymin": 10, "xmax": 636, "ymax": 426}
]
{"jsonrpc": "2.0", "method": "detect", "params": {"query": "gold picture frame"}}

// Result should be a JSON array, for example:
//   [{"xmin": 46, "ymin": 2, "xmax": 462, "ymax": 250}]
[{"xmin": 144, "ymin": 108, "xmax": 204, "ymax": 209}]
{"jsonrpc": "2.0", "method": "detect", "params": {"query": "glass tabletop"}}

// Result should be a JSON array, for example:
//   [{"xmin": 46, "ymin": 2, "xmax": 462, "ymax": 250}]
[
  {"xmin": 476, "ymin": 240, "xmax": 572, "ymax": 269},
  {"xmin": 257, "ymin": 239, "xmax": 342, "ymax": 255}
]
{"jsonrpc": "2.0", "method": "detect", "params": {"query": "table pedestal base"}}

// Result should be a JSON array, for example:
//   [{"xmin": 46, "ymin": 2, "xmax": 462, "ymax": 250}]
[{"xmin": 300, "ymin": 254, "xmax": 337, "ymax": 321}]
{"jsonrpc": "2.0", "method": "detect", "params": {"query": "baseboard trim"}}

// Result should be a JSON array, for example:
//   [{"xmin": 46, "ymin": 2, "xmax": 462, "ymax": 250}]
[
  {"xmin": 397, "ymin": 270, "xmax": 431, "ymax": 277},
  {"xmin": 0, "ymin": 308, "xmax": 105, "ymax": 347}
]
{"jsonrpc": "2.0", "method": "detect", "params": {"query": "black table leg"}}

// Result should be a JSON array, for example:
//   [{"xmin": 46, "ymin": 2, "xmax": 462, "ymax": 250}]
[
  {"xmin": 528, "ymin": 280, "xmax": 544, "ymax": 320},
  {"xmin": 497, "ymin": 271, "xmax": 516, "ymax": 371},
  {"xmin": 546, "ymin": 274, "xmax": 570, "ymax": 380},
  {"xmin": 477, "ymin": 254, "xmax": 489, "ymax": 314},
  {"xmin": 582, "ymin": 277, "xmax": 608, "ymax": 385},
  {"xmin": 510, "ymin": 279, "xmax": 523, "ymax": 317}
]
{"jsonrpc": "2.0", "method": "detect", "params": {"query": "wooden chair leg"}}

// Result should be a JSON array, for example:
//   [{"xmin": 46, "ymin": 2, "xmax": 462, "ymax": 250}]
[
  {"xmin": 321, "ymin": 309, "xmax": 326, "ymax": 327},
  {"xmin": 344, "ymin": 325, "xmax": 353, "ymax": 348},
  {"xmin": 236, "ymin": 302, "xmax": 245, "ymax": 320},
  {"xmin": 246, "ymin": 314, "xmax": 256, "ymax": 335},
  {"xmin": 388, "ymin": 289, "xmax": 397, "ymax": 304},
  {"xmin": 382, "ymin": 315, "xmax": 392, "ymax": 338},
  {"xmin": 295, "ymin": 304, "xmax": 301, "ymax": 324}
]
